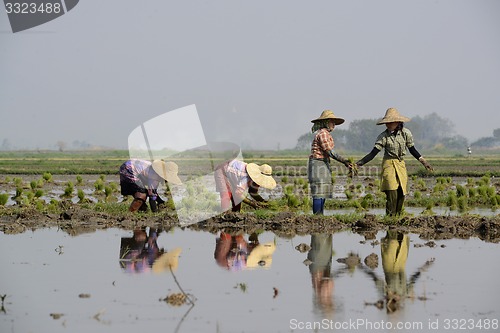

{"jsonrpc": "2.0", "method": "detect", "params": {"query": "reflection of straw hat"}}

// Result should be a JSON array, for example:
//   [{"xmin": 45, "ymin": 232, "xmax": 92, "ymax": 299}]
[
  {"xmin": 246, "ymin": 163, "xmax": 277, "ymax": 190},
  {"xmin": 311, "ymin": 110, "xmax": 345, "ymax": 125},
  {"xmin": 151, "ymin": 160, "xmax": 182, "ymax": 185},
  {"xmin": 152, "ymin": 247, "xmax": 182, "ymax": 273},
  {"xmin": 376, "ymin": 108, "xmax": 411, "ymax": 125},
  {"xmin": 246, "ymin": 242, "xmax": 276, "ymax": 268}
]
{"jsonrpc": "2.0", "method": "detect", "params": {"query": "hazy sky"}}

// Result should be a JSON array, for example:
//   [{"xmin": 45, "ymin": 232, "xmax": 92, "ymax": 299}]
[{"xmin": 1, "ymin": 0, "xmax": 499, "ymax": 150}]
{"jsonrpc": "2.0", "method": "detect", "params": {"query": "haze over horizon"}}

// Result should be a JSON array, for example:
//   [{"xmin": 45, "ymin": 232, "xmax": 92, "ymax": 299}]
[{"xmin": 1, "ymin": 0, "xmax": 499, "ymax": 151}]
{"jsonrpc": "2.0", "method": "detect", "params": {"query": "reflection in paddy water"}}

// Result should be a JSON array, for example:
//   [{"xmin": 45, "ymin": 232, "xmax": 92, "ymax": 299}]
[{"xmin": 1, "ymin": 227, "xmax": 499, "ymax": 333}]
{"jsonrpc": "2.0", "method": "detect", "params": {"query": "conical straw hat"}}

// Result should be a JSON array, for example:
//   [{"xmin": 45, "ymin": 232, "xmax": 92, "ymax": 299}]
[
  {"xmin": 376, "ymin": 108, "xmax": 410, "ymax": 125},
  {"xmin": 246, "ymin": 163, "xmax": 277, "ymax": 189},
  {"xmin": 311, "ymin": 110, "xmax": 345, "ymax": 125},
  {"xmin": 151, "ymin": 160, "xmax": 182, "ymax": 185}
]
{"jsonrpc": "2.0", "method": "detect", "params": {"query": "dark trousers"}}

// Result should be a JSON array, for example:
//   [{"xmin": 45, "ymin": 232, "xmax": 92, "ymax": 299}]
[{"xmin": 384, "ymin": 186, "xmax": 405, "ymax": 216}]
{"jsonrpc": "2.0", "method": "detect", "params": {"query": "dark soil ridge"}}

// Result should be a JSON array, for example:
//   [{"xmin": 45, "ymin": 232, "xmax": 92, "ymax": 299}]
[{"xmin": 1, "ymin": 207, "xmax": 499, "ymax": 243}]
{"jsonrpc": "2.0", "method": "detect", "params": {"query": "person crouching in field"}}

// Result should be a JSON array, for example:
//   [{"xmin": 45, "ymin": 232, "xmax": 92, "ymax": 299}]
[
  {"xmin": 214, "ymin": 160, "xmax": 277, "ymax": 212},
  {"xmin": 355, "ymin": 108, "xmax": 433, "ymax": 216},
  {"xmin": 308, "ymin": 110, "xmax": 351, "ymax": 215},
  {"xmin": 119, "ymin": 159, "xmax": 182, "ymax": 212}
]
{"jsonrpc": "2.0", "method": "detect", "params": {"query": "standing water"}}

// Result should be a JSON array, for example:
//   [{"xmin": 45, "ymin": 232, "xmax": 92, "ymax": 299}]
[{"xmin": 0, "ymin": 226, "xmax": 499, "ymax": 333}]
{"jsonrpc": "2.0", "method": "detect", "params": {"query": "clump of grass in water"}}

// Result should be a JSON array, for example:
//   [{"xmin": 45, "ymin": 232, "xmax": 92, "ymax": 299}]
[
  {"xmin": 0, "ymin": 193, "xmax": 9, "ymax": 206},
  {"xmin": 94, "ymin": 178, "xmax": 104, "ymax": 192},
  {"xmin": 446, "ymin": 191, "xmax": 457, "ymax": 210},
  {"xmin": 62, "ymin": 181, "xmax": 74, "ymax": 198},
  {"xmin": 13, "ymin": 177, "xmax": 23, "ymax": 187},
  {"xmin": 457, "ymin": 196, "xmax": 468, "ymax": 212},
  {"xmin": 76, "ymin": 175, "xmax": 83, "ymax": 186},
  {"xmin": 43, "ymin": 172, "xmax": 53, "ymax": 183},
  {"xmin": 456, "ymin": 185, "xmax": 467, "ymax": 198}
]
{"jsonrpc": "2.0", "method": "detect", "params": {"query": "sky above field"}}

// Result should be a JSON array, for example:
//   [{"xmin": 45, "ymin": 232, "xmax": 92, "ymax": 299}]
[{"xmin": 1, "ymin": 0, "xmax": 499, "ymax": 151}]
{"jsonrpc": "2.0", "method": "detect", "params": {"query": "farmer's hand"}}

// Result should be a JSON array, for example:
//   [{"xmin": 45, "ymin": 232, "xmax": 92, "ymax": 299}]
[
  {"xmin": 255, "ymin": 200, "xmax": 269, "ymax": 208},
  {"xmin": 419, "ymin": 157, "xmax": 434, "ymax": 172},
  {"xmin": 243, "ymin": 197, "xmax": 259, "ymax": 209},
  {"xmin": 149, "ymin": 196, "xmax": 158, "ymax": 212}
]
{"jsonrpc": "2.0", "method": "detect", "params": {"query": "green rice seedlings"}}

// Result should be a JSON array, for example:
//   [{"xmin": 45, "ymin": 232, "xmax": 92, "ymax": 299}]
[
  {"xmin": 43, "ymin": 172, "xmax": 53, "ymax": 182},
  {"xmin": 361, "ymin": 193, "xmax": 374, "ymax": 209},
  {"xmin": 0, "ymin": 193, "xmax": 8, "ymax": 206},
  {"xmin": 26, "ymin": 191, "xmax": 35, "ymax": 202},
  {"xmin": 466, "ymin": 178, "xmax": 474, "ymax": 187},
  {"xmin": 416, "ymin": 179, "xmax": 426, "ymax": 191},
  {"xmin": 63, "ymin": 181, "xmax": 74, "ymax": 197},
  {"xmin": 489, "ymin": 196, "xmax": 497, "ymax": 208},
  {"xmin": 76, "ymin": 175, "xmax": 83, "ymax": 185},
  {"xmin": 344, "ymin": 189, "xmax": 354, "ymax": 200},
  {"xmin": 35, "ymin": 200, "xmax": 45, "ymax": 211},
  {"xmin": 99, "ymin": 174, "xmax": 106, "ymax": 182},
  {"xmin": 457, "ymin": 196, "xmax": 468, "ymax": 212},
  {"xmin": 34, "ymin": 189, "xmax": 44, "ymax": 198},
  {"xmin": 287, "ymin": 194, "xmax": 300, "ymax": 208},
  {"xmin": 36, "ymin": 178, "xmax": 44, "ymax": 188},
  {"xmin": 446, "ymin": 191, "xmax": 457, "ymax": 210},
  {"xmin": 14, "ymin": 187, "xmax": 23, "ymax": 199},
  {"xmin": 468, "ymin": 187, "xmax": 477, "ymax": 198},
  {"xmin": 414, "ymin": 191, "xmax": 422, "ymax": 200},
  {"xmin": 104, "ymin": 186, "xmax": 113, "ymax": 199},
  {"xmin": 13, "ymin": 177, "xmax": 23, "ymax": 187},
  {"xmin": 486, "ymin": 186, "xmax": 495, "ymax": 198},
  {"xmin": 456, "ymin": 185, "xmax": 467, "ymax": 198},
  {"xmin": 281, "ymin": 176, "xmax": 288, "ymax": 183},
  {"xmin": 94, "ymin": 178, "xmax": 104, "ymax": 192},
  {"xmin": 30, "ymin": 180, "xmax": 37, "ymax": 190},
  {"xmin": 331, "ymin": 172, "xmax": 336, "ymax": 184},
  {"xmin": 477, "ymin": 185, "xmax": 487, "ymax": 197},
  {"xmin": 4, "ymin": 176, "xmax": 11, "ymax": 183},
  {"xmin": 77, "ymin": 189, "xmax": 85, "ymax": 202}
]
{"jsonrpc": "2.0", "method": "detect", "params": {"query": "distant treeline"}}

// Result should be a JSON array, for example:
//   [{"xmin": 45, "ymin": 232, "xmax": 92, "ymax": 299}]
[{"xmin": 295, "ymin": 113, "xmax": 500, "ymax": 152}]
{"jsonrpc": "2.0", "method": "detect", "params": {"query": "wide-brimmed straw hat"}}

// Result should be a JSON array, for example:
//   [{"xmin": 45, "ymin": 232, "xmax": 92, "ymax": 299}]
[
  {"xmin": 376, "ymin": 108, "xmax": 411, "ymax": 125},
  {"xmin": 311, "ymin": 110, "xmax": 345, "ymax": 125},
  {"xmin": 246, "ymin": 163, "xmax": 277, "ymax": 190},
  {"xmin": 152, "ymin": 248, "xmax": 182, "ymax": 273},
  {"xmin": 151, "ymin": 160, "xmax": 182, "ymax": 185},
  {"xmin": 246, "ymin": 242, "xmax": 276, "ymax": 269}
]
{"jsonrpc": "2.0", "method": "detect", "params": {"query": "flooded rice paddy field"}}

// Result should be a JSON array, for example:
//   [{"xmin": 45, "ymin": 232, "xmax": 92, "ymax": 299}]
[
  {"xmin": 1, "ymin": 173, "xmax": 499, "ymax": 332},
  {"xmin": 1, "ymin": 227, "xmax": 499, "ymax": 333}
]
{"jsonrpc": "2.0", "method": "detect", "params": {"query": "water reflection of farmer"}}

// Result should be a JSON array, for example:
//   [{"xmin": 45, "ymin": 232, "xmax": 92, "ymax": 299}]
[
  {"xmin": 214, "ymin": 160, "xmax": 277, "ymax": 212},
  {"xmin": 361, "ymin": 231, "xmax": 434, "ymax": 313},
  {"xmin": 214, "ymin": 232, "xmax": 276, "ymax": 271},
  {"xmin": 307, "ymin": 234, "xmax": 337, "ymax": 317},
  {"xmin": 119, "ymin": 227, "xmax": 181, "ymax": 274},
  {"xmin": 119, "ymin": 159, "xmax": 182, "ymax": 212},
  {"xmin": 119, "ymin": 227, "xmax": 163, "ymax": 273}
]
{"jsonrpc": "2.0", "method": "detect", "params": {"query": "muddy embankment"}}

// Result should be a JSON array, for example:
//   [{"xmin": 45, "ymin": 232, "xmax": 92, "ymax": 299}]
[{"xmin": 1, "ymin": 205, "xmax": 499, "ymax": 243}]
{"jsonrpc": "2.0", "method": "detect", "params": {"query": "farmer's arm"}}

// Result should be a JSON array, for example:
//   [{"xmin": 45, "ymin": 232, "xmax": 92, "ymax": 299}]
[{"xmin": 356, "ymin": 147, "xmax": 381, "ymax": 166}]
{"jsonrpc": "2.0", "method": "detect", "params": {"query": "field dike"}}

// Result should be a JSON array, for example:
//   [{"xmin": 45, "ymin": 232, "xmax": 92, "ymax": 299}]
[{"xmin": 1, "ymin": 205, "xmax": 499, "ymax": 243}]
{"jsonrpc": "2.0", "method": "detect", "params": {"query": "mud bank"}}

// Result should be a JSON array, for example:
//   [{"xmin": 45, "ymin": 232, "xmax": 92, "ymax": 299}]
[{"xmin": 1, "ymin": 206, "xmax": 499, "ymax": 243}]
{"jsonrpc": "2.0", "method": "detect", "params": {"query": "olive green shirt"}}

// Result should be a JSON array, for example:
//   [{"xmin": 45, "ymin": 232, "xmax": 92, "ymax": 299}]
[{"xmin": 374, "ymin": 128, "xmax": 415, "ymax": 160}]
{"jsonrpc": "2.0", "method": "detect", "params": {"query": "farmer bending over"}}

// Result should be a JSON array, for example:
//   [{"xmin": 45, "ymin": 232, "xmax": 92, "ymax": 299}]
[
  {"xmin": 119, "ymin": 159, "xmax": 182, "ymax": 212},
  {"xmin": 214, "ymin": 160, "xmax": 276, "ymax": 212}
]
